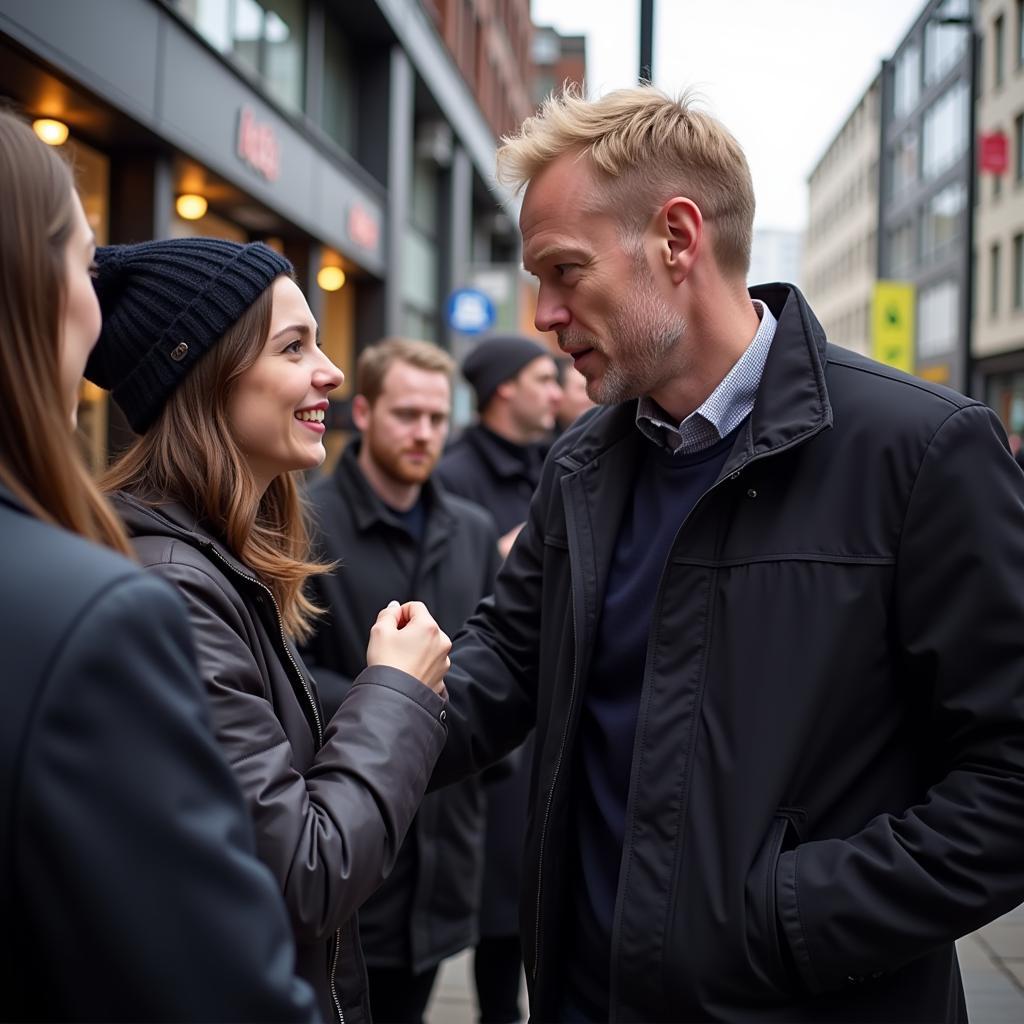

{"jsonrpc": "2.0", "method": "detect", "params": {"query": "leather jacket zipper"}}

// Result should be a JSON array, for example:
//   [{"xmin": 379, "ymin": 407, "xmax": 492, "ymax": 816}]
[
  {"xmin": 203, "ymin": 545, "xmax": 324, "ymax": 746},
  {"xmin": 330, "ymin": 930, "xmax": 344, "ymax": 1024}
]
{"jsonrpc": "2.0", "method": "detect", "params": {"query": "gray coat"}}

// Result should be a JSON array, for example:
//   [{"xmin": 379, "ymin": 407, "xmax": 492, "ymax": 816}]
[
  {"xmin": 0, "ymin": 484, "xmax": 316, "ymax": 1021},
  {"xmin": 114, "ymin": 493, "xmax": 447, "ymax": 1024}
]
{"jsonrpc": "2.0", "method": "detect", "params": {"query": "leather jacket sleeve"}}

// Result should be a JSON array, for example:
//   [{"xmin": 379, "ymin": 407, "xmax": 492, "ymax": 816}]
[
  {"xmin": 776, "ymin": 404, "xmax": 1024, "ymax": 992},
  {"xmin": 154, "ymin": 557, "xmax": 448, "ymax": 941},
  {"xmin": 18, "ymin": 572, "xmax": 318, "ymax": 1021}
]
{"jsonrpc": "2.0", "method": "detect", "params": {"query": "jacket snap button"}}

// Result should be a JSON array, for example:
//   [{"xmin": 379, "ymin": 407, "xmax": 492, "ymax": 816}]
[
  {"xmin": 746, "ymin": 488, "xmax": 758, "ymax": 499},
  {"xmin": 439, "ymin": 709, "xmax": 447, "ymax": 722},
  {"xmin": 170, "ymin": 341, "xmax": 189, "ymax": 361},
  {"xmin": 729, "ymin": 472, "xmax": 740, "ymax": 481}
]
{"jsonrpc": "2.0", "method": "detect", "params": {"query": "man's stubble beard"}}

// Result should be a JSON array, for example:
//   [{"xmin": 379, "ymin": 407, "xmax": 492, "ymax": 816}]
[{"xmin": 561, "ymin": 255, "xmax": 688, "ymax": 407}]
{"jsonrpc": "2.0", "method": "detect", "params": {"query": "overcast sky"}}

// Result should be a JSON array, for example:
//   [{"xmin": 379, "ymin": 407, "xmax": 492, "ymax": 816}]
[{"xmin": 530, "ymin": 0, "xmax": 930, "ymax": 232}]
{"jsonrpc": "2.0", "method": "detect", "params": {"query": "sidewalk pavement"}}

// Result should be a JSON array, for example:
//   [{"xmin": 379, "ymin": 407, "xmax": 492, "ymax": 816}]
[{"xmin": 425, "ymin": 904, "xmax": 1024, "ymax": 1024}]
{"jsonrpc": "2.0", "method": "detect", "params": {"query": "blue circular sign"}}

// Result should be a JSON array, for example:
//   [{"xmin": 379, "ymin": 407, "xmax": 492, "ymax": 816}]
[{"xmin": 447, "ymin": 288, "xmax": 496, "ymax": 334}]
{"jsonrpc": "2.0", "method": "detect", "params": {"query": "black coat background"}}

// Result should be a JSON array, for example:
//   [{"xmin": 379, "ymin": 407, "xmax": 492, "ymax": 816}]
[
  {"xmin": 436, "ymin": 423, "xmax": 545, "ymax": 936},
  {"xmin": 0, "ymin": 485, "xmax": 316, "ymax": 1022},
  {"xmin": 434, "ymin": 283, "xmax": 1024, "ymax": 1022},
  {"xmin": 303, "ymin": 441, "xmax": 500, "ymax": 973}
]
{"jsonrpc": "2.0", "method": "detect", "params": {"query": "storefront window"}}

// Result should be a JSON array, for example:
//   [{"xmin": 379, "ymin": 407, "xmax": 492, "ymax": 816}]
[
  {"xmin": 986, "ymin": 371, "xmax": 1024, "ymax": 434},
  {"xmin": 892, "ymin": 44, "xmax": 920, "ymax": 120},
  {"xmin": 169, "ymin": 0, "xmax": 306, "ymax": 113}
]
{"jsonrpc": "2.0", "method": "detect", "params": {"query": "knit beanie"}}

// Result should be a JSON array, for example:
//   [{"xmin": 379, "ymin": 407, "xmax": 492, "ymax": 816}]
[
  {"xmin": 86, "ymin": 237, "xmax": 293, "ymax": 433},
  {"xmin": 461, "ymin": 334, "xmax": 552, "ymax": 410}
]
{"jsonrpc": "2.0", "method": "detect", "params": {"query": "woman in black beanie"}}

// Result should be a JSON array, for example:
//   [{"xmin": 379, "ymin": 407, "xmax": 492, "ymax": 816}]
[
  {"xmin": 91, "ymin": 238, "xmax": 452, "ymax": 1024},
  {"xmin": 0, "ymin": 111, "xmax": 319, "ymax": 1020}
]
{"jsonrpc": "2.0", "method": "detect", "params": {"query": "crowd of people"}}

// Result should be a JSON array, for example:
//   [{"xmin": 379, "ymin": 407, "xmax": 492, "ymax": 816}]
[{"xmin": 4, "ymin": 79, "xmax": 1024, "ymax": 1024}]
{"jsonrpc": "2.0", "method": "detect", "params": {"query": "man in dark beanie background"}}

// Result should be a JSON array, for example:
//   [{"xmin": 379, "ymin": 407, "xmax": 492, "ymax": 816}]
[{"xmin": 434, "ymin": 334, "xmax": 561, "ymax": 1024}]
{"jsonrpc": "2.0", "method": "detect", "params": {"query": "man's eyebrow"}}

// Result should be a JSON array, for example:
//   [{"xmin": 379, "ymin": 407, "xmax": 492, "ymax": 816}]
[{"xmin": 526, "ymin": 244, "xmax": 590, "ymax": 266}]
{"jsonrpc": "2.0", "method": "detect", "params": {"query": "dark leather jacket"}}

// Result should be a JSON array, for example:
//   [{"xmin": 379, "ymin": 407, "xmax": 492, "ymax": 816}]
[
  {"xmin": 0, "ymin": 485, "xmax": 317, "ymax": 1021},
  {"xmin": 436, "ymin": 283, "xmax": 1024, "ymax": 1022},
  {"xmin": 114, "ymin": 493, "xmax": 448, "ymax": 1023}
]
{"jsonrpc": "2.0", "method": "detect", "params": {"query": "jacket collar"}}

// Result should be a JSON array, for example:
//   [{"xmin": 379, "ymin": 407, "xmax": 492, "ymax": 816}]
[
  {"xmin": 334, "ymin": 438, "xmax": 457, "ymax": 541},
  {"xmin": 462, "ymin": 424, "xmax": 545, "ymax": 484},
  {"xmin": 554, "ymin": 283, "xmax": 832, "ymax": 475},
  {"xmin": 111, "ymin": 491, "xmax": 256, "ymax": 582}
]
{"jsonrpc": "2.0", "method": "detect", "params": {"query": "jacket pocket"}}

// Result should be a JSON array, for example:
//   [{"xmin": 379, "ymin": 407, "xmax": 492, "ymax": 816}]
[{"xmin": 745, "ymin": 809, "xmax": 804, "ymax": 997}]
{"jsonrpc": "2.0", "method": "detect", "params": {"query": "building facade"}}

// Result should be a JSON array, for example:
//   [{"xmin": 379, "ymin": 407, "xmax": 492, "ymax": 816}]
[
  {"xmin": 803, "ymin": 74, "xmax": 880, "ymax": 356},
  {"xmin": 0, "ymin": 0, "xmax": 534, "ymax": 463},
  {"xmin": 972, "ymin": 0, "xmax": 1024, "ymax": 434},
  {"xmin": 878, "ymin": 0, "xmax": 974, "ymax": 391}
]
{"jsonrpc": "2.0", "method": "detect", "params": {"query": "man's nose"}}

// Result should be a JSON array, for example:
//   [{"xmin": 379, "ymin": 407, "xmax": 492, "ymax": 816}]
[{"xmin": 535, "ymin": 286, "xmax": 569, "ymax": 333}]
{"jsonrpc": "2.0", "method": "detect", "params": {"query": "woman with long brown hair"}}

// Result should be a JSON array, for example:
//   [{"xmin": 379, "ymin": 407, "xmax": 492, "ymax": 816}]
[
  {"xmin": 89, "ymin": 238, "xmax": 452, "ymax": 1024},
  {"xmin": 0, "ymin": 110, "xmax": 319, "ymax": 1020}
]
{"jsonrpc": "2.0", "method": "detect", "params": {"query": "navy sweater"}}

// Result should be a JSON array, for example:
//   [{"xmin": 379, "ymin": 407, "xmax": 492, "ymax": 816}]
[{"xmin": 563, "ymin": 426, "xmax": 739, "ymax": 1020}]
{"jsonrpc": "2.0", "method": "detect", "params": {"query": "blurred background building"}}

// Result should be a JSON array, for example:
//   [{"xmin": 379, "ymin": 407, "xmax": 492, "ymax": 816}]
[
  {"xmin": 748, "ymin": 227, "xmax": 805, "ymax": 290},
  {"xmin": 804, "ymin": 74, "xmax": 880, "ymax": 356},
  {"xmin": 0, "ymin": 0, "xmax": 563, "ymax": 463}
]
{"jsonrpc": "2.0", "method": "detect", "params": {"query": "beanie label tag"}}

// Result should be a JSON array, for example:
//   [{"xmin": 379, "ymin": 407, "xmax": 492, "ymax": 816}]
[{"xmin": 169, "ymin": 342, "xmax": 189, "ymax": 362}]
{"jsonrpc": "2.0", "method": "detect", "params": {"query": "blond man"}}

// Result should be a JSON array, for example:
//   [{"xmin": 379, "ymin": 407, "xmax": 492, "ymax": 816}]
[{"xmin": 433, "ymin": 85, "xmax": 1024, "ymax": 1022}]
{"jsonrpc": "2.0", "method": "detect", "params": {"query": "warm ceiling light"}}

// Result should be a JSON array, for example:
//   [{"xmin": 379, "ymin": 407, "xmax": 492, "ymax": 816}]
[
  {"xmin": 175, "ymin": 193, "xmax": 208, "ymax": 220},
  {"xmin": 33, "ymin": 118, "xmax": 69, "ymax": 146},
  {"xmin": 317, "ymin": 265, "xmax": 346, "ymax": 292}
]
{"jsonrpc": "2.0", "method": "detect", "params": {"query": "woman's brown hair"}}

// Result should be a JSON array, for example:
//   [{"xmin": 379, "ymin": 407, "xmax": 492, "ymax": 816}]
[
  {"xmin": 101, "ymin": 283, "xmax": 329, "ymax": 641},
  {"xmin": 0, "ymin": 110, "xmax": 132, "ymax": 555}
]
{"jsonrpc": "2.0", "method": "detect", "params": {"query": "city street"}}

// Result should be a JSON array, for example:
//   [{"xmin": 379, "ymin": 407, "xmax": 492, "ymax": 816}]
[{"xmin": 427, "ymin": 904, "xmax": 1024, "ymax": 1024}]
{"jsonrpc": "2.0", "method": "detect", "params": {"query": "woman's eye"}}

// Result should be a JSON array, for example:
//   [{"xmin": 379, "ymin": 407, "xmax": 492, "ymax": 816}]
[{"xmin": 284, "ymin": 339, "xmax": 303, "ymax": 354}]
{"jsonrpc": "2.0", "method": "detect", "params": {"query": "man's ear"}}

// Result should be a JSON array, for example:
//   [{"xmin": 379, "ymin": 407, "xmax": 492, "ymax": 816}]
[
  {"xmin": 494, "ymin": 378, "xmax": 517, "ymax": 402},
  {"xmin": 351, "ymin": 393, "xmax": 371, "ymax": 432},
  {"xmin": 658, "ymin": 197, "xmax": 702, "ymax": 284}
]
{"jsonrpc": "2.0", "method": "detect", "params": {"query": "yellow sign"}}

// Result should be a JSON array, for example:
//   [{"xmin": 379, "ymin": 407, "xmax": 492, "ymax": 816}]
[
  {"xmin": 918, "ymin": 363, "xmax": 950, "ymax": 384},
  {"xmin": 871, "ymin": 281, "xmax": 915, "ymax": 373}
]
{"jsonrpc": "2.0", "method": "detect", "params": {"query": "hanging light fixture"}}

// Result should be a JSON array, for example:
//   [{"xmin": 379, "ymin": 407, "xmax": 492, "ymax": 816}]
[
  {"xmin": 317, "ymin": 265, "xmax": 346, "ymax": 292},
  {"xmin": 33, "ymin": 118, "xmax": 69, "ymax": 146},
  {"xmin": 175, "ymin": 193, "xmax": 208, "ymax": 220}
]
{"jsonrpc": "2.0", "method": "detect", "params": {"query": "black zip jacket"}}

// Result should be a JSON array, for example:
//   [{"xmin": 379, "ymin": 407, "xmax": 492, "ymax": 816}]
[
  {"xmin": 434, "ymin": 283, "xmax": 1024, "ymax": 1022},
  {"xmin": 302, "ymin": 440, "xmax": 499, "ymax": 974},
  {"xmin": 0, "ymin": 485, "xmax": 317, "ymax": 1021},
  {"xmin": 113, "ymin": 494, "xmax": 447, "ymax": 1024}
]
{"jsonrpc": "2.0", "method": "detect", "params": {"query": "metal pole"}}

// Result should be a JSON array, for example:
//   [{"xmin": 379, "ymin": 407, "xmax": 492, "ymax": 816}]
[{"xmin": 639, "ymin": 0, "xmax": 654, "ymax": 83}]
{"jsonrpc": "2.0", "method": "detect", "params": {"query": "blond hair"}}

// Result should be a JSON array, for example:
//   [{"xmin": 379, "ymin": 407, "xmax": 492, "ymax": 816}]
[
  {"xmin": 101, "ymin": 285, "xmax": 329, "ymax": 642},
  {"xmin": 497, "ymin": 84, "xmax": 755, "ymax": 275},
  {"xmin": 356, "ymin": 337, "xmax": 455, "ymax": 406}
]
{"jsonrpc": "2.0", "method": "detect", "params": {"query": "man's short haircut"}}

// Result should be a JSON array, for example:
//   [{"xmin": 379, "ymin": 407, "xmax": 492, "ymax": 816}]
[
  {"xmin": 497, "ymin": 84, "xmax": 755, "ymax": 276},
  {"xmin": 356, "ymin": 337, "xmax": 456, "ymax": 405}
]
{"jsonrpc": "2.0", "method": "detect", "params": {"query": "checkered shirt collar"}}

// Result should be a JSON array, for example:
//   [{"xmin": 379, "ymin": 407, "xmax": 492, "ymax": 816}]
[{"xmin": 636, "ymin": 299, "xmax": 777, "ymax": 454}]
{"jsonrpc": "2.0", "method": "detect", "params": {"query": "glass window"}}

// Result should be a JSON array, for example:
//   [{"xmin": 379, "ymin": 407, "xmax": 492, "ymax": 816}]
[
  {"xmin": 887, "ymin": 220, "xmax": 915, "ymax": 276},
  {"xmin": 893, "ymin": 44, "xmax": 920, "ymax": 118},
  {"xmin": 1015, "ymin": 233, "xmax": 1024, "ymax": 310},
  {"xmin": 169, "ymin": 0, "xmax": 305, "ymax": 112},
  {"xmin": 924, "ymin": 2, "xmax": 968, "ymax": 87},
  {"xmin": 921, "ymin": 181, "xmax": 965, "ymax": 263},
  {"xmin": 917, "ymin": 279, "xmax": 959, "ymax": 357},
  {"xmin": 1017, "ymin": 114, "xmax": 1024, "ymax": 182},
  {"xmin": 321, "ymin": 16, "xmax": 355, "ymax": 151},
  {"xmin": 921, "ymin": 82, "xmax": 969, "ymax": 180},
  {"xmin": 991, "ymin": 242, "xmax": 1001, "ymax": 317},
  {"xmin": 995, "ymin": 14, "xmax": 1006, "ymax": 88},
  {"xmin": 888, "ymin": 128, "xmax": 919, "ymax": 198}
]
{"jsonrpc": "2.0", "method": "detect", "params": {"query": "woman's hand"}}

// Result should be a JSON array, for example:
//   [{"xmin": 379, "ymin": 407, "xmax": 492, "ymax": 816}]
[{"xmin": 366, "ymin": 600, "xmax": 451, "ymax": 696}]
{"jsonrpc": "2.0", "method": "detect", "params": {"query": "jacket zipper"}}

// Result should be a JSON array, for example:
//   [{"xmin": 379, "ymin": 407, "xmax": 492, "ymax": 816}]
[
  {"xmin": 531, "ymin": 588, "xmax": 579, "ymax": 982},
  {"xmin": 204, "ymin": 546, "xmax": 342, "ymax": 1020},
  {"xmin": 203, "ymin": 546, "xmax": 324, "ymax": 746}
]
